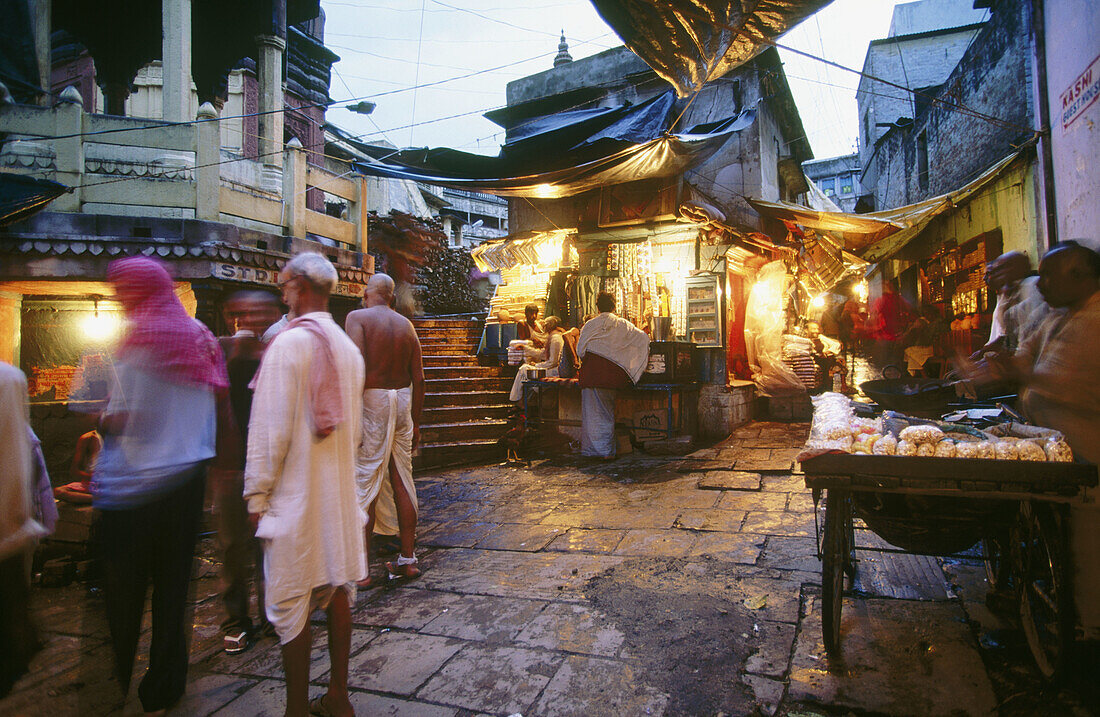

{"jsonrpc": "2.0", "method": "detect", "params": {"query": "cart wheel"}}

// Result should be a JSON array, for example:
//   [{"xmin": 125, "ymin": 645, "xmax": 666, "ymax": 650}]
[
  {"xmin": 1012, "ymin": 502, "xmax": 1073, "ymax": 681},
  {"xmin": 822, "ymin": 489, "xmax": 851, "ymax": 654}
]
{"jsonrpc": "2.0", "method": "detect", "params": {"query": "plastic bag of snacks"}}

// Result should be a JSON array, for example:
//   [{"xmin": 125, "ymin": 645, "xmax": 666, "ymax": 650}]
[
  {"xmin": 1045, "ymin": 439, "xmax": 1073, "ymax": 462},
  {"xmin": 1017, "ymin": 441, "xmax": 1046, "ymax": 461},
  {"xmin": 872, "ymin": 435, "xmax": 897, "ymax": 455},
  {"xmin": 898, "ymin": 425, "xmax": 945, "ymax": 445},
  {"xmin": 934, "ymin": 440, "xmax": 956, "ymax": 458}
]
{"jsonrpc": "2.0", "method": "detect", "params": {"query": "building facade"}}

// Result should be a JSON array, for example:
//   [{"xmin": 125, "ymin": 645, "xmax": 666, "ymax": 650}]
[
  {"xmin": 856, "ymin": 0, "xmax": 989, "ymax": 205},
  {"xmin": 0, "ymin": 0, "xmax": 374, "ymax": 411},
  {"xmin": 802, "ymin": 153, "xmax": 862, "ymax": 212}
]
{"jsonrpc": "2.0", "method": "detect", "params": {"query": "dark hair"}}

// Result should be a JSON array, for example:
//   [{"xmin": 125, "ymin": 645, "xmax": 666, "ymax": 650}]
[
  {"xmin": 1047, "ymin": 242, "xmax": 1100, "ymax": 279},
  {"xmin": 596, "ymin": 292, "xmax": 615, "ymax": 313},
  {"xmin": 525, "ymin": 303, "xmax": 539, "ymax": 317}
]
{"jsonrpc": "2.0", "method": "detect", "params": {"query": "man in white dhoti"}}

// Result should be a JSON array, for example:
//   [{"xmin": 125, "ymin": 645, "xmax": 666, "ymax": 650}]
[
  {"xmin": 577, "ymin": 293, "xmax": 650, "ymax": 458},
  {"xmin": 345, "ymin": 273, "xmax": 425, "ymax": 585},
  {"xmin": 245, "ymin": 253, "xmax": 366, "ymax": 717}
]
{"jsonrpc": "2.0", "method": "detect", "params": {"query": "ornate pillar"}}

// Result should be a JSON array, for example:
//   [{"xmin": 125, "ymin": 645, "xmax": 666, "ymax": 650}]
[
  {"xmin": 30, "ymin": 0, "xmax": 51, "ymax": 106},
  {"xmin": 255, "ymin": 33, "xmax": 286, "ymax": 164},
  {"xmin": 162, "ymin": 0, "xmax": 193, "ymax": 122}
]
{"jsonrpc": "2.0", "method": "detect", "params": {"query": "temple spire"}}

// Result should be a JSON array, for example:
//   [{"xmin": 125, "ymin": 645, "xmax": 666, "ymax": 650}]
[{"xmin": 554, "ymin": 30, "xmax": 572, "ymax": 68}]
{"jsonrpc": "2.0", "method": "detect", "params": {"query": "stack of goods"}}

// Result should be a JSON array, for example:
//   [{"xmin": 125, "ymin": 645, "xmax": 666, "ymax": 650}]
[
  {"xmin": 781, "ymin": 335, "xmax": 819, "ymax": 390},
  {"xmin": 800, "ymin": 392, "xmax": 1074, "ymax": 462},
  {"xmin": 507, "ymin": 340, "xmax": 531, "ymax": 366}
]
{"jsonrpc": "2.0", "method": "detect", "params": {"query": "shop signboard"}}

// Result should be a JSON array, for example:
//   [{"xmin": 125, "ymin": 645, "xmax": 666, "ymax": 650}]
[{"xmin": 211, "ymin": 261, "xmax": 366, "ymax": 298}]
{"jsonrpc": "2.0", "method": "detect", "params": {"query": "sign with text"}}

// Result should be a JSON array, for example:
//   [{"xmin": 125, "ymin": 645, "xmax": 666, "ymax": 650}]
[
  {"xmin": 211, "ymin": 262, "xmax": 366, "ymax": 298},
  {"xmin": 1060, "ymin": 54, "xmax": 1100, "ymax": 132}
]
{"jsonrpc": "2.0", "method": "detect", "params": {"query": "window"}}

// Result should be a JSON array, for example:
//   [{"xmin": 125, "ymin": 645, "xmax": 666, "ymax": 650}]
[
  {"xmin": 840, "ymin": 174, "xmax": 853, "ymax": 194},
  {"xmin": 917, "ymin": 131, "xmax": 929, "ymax": 191},
  {"xmin": 863, "ymin": 111, "xmax": 872, "ymax": 147}
]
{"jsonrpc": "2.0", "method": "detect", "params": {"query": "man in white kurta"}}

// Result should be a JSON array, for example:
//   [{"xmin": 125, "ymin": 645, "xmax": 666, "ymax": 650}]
[{"xmin": 244, "ymin": 252, "xmax": 365, "ymax": 716}]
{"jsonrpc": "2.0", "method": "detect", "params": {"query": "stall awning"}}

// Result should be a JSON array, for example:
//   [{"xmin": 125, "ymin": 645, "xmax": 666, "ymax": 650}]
[
  {"xmin": 0, "ymin": 174, "xmax": 69, "ymax": 226},
  {"xmin": 747, "ymin": 147, "xmax": 1030, "ymax": 262},
  {"xmin": 353, "ymin": 90, "xmax": 756, "ymax": 199},
  {"xmin": 588, "ymin": 0, "xmax": 832, "ymax": 98}
]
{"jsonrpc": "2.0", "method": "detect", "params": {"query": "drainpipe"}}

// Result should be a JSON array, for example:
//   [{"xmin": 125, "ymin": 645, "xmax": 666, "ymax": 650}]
[{"xmin": 1031, "ymin": 0, "xmax": 1059, "ymax": 249}]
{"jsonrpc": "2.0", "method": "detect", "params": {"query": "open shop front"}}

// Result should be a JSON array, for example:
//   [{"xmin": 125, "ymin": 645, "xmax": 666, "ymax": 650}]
[{"xmin": 472, "ymin": 216, "xmax": 850, "ymax": 446}]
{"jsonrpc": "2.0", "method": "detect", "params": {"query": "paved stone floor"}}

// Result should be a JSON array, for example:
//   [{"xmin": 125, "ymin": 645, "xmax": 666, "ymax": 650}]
[{"xmin": 2, "ymin": 421, "xmax": 1097, "ymax": 716}]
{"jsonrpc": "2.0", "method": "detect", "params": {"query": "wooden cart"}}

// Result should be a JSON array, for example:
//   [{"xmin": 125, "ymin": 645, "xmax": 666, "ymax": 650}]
[{"xmin": 800, "ymin": 453, "xmax": 1098, "ymax": 679}]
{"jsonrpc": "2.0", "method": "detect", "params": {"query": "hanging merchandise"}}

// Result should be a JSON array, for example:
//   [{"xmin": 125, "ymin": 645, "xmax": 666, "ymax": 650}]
[{"xmin": 744, "ymin": 261, "xmax": 804, "ymax": 396}]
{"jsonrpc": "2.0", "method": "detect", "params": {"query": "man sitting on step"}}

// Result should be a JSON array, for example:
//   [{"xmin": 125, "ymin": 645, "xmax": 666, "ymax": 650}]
[{"xmin": 345, "ymin": 273, "xmax": 425, "ymax": 586}]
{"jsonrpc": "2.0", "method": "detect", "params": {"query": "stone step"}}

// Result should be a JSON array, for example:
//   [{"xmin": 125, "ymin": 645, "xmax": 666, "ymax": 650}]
[
  {"xmin": 422, "ymin": 354, "xmax": 480, "ymax": 367},
  {"xmin": 424, "ymin": 365, "xmax": 505, "ymax": 380},
  {"xmin": 419, "ymin": 338, "xmax": 479, "ymax": 351},
  {"xmin": 416, "ymin": 327, "xmax": 483, "ymax": 340},
  {"xmin": 413, "ymin": 317, "xmax": 484, "ymax": 329},
  {"xmin": 424, "ymin": 390, "xmax": 510, "ymax": 408},
  {"xmin": 421, "ymin": 419, "xmax": 510, "ymax": 443},
  {"xmin": 414, "ymin": 439, "xmax": 500, "ymax": 471},
  {"xmin": 426, "ymin": 376, "xmax": 511, "ymax": 392},
  {"xmin": 421, "ymin": 404, "xmax": 512, "ymax": 423}
]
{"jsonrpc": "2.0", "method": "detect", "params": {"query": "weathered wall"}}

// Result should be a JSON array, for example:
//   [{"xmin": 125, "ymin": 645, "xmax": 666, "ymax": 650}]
[
  {"xmin": 858, "ymin": 27, "xmax": 983, "ymax": 174},
  {"xmin": 1044, "ymin": 0, "xmax": 1100, "ymax": 250},
  {"xmin": 869, "ymin": 0, "xmax": 1036, "ymax": 212}
]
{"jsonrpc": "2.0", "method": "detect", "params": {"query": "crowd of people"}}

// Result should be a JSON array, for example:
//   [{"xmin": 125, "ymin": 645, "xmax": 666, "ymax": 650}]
[
  {"xmin": 2, "ymin": 241, "xmax": 1099, "ymax": 714},
  {"xmin": 1, "ymin": 252, "xmax": 424, "ymax": 717}
]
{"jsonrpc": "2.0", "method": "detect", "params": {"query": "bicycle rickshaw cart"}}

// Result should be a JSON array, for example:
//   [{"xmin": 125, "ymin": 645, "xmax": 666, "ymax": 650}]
[{"xmin": 799, "ymin": 452, "xmax": 1098, "ymax": 679}]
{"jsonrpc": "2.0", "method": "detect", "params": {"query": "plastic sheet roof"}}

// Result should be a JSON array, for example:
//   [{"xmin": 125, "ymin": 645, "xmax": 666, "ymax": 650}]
[
  {"xmin": 0, "ymin": 174, "xmax": 69, "ymax": 226},
  {"xmin": 589, "ymin": 0, "xmax": 833, "ymax": 97},
  {"xmin": 747, "ymin": 147, "xmax": 1029, "ymax": 262},
  {"xmin": 353, "ymin": 90, "xmax": 756, "ymax": 198}
]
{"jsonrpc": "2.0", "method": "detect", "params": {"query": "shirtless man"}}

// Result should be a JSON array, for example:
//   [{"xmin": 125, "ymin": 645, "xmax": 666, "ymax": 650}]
[{"xmin": 345, "ymin": 273, "xmax": 425, "ymax": 583}]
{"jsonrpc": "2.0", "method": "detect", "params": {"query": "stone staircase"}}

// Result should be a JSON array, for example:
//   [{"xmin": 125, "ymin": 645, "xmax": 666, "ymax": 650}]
[{"xmin": 414, "ymin": 317, "xmax": 512, "ymax": 470}]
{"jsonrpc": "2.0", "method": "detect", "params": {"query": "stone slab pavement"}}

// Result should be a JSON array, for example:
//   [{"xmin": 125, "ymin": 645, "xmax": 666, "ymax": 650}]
[{"xmin": 2, "ymin": 421, "xmax": 1096, "ymax": 716}]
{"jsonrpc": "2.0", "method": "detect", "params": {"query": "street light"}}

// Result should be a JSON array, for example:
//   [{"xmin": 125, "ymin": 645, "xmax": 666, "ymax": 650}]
[{"xmin": 345, "ymin": 101, "xmax": 376, "ymax": 115}]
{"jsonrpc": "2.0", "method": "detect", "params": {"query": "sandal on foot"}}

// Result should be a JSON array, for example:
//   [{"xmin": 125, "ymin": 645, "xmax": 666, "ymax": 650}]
[
  {"xmin": 308, "ymin": 695, "xmax": 336, "ymax": 717},
  {"xmin": 356, "ymin": 574, "xmax": 377, "ymax": 589},
  {"xmin": 385, "ymin": 554, "xmax": 421, "ymax": 583}
]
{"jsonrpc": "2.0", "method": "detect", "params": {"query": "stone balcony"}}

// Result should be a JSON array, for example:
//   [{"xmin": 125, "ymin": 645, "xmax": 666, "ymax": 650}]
[{"xmin": 0, "ymin": 87, "xmax": 369, "ymax": 265}]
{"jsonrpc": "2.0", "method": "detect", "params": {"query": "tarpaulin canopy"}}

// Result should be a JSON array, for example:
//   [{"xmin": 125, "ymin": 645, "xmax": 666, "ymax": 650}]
[
  {"xmin": 747, "ymin": 147, "xmax": 1029, "ymax": 262},
  {"xmin": 0, "ymin": 174, "xmax": 69, "ymax": 226},
  {"xmin": 588, "ymin": 0, "xmax": 832, "ymax": 98},
  {"xmin": 352, "ymin": 90, "xmax": 755, "ymax": 198}
]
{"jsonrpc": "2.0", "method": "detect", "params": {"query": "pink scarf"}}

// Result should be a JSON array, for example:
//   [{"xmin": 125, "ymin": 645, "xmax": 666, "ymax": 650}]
[
  {"xmin": 108, "ymin": 257, "xmax": 228, "ymax": 389},
  {"xmin": 255, "ymin": 315, "xmax": 343, "ymax": 438}
]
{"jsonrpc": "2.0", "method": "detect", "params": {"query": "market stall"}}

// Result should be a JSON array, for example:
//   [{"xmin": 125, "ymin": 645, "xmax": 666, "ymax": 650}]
[{"xmin": 798, "ymin": 392, "xmax": 1098, "ymax": 680}]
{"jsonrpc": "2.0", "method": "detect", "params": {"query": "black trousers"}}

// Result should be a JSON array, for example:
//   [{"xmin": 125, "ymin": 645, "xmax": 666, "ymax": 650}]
[{"xmin": 98, "ymin": 468, "xmax": 204, "ymax": 712}]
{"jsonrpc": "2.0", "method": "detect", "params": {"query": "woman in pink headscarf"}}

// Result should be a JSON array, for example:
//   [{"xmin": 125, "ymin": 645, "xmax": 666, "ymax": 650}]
[{"xmin": 95, "ymin": 256, "xmax": 230, "ymax": 714}]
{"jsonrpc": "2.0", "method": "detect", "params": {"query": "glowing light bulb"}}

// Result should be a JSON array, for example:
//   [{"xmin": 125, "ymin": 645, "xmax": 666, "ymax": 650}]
[{"xmin": 811, "ymin": 294, "xmax": 825, "ymax": 308}]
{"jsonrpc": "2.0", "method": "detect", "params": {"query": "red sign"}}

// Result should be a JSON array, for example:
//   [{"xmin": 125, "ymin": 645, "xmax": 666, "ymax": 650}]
[{"xmin": 1060, "ymin": 54, "xmax": 1100, "ymax": 131}]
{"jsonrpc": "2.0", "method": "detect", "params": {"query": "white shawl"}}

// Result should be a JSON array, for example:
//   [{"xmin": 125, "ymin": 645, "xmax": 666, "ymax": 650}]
[{"xmin": 577, "ymin": 312, "xmax": 651, "ymax": 384}]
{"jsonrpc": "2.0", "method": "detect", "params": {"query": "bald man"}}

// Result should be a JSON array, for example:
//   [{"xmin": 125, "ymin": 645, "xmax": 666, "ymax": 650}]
[
  {"xmin": 345, "ymin": 274, "xmax": 425, "ymax": 584},
  {"xmin": 996, "ymin": 243, "xmax": 1100, "ymax": 636}
]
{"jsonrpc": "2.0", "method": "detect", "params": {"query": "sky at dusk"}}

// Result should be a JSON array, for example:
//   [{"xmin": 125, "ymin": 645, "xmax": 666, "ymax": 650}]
[{"xmin": 321, "ymin": 1, "xmax": 913, "ymax": 161}]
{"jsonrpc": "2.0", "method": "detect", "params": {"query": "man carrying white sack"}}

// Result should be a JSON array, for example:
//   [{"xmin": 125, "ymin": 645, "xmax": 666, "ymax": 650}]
[
  {"xmin": 345, "ymin": 273, "xmax": 425, "ymax": 586},
  {"xmin": 577, "ymin": 292, "xmax": 651, "ymax": 458},
  {"xmin": 245, "ymin": 252, "xmax": 366, "ymax": 717}
]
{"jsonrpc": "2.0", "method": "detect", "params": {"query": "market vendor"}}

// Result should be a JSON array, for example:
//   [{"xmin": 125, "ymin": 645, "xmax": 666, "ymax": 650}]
[
  {"xmin": 973, "ymin": 251, "xmax": 1046, "ymax": 356},
  {"xmin": 517, "ymin": 304, "xmax": 546, "ymax": 347},
  {"xmin": 805, "ymin": 321, "xmax": 847, "ymax": 392},
  {"xmin": 982, "ymin": 242, "xmax": 1100, "ymax": 634},
  {"xmin": 577, "ymin": 293, "xmax": 650, "ymax": 458},
  {"xmin": 1001, "ymin": 243, "xmax": 1100, "ymax": 462},
  {"xmin": 508, "ymin": 317, "xmax": 566, "ymax": 402}
]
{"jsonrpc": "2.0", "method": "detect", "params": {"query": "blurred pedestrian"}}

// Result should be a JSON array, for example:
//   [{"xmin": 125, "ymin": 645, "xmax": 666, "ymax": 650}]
[
  {"xmin": 345, "ymin": 273, "xmax": 425, "ymax": 587},
  {"xmin": 214, "ymin": 290, "xmax": 282, "ymax": 654},
  {"xmin": 245, "ymin": 253, "xmax": 365, "ymax": 717},
  {"xmin": 0, "ymin": 362, "xmax": 47, "ymax": 698},
  {"xmin": 973, "ymin": 251, "xmax": 1046, "ymax": 356},
  {"xmin": 94, "ymin": 256, "xmax": 231, "ymax": 715},
  {"xmin": 868, "ymin": 279, "xmax": 911, "ymax": 373}
]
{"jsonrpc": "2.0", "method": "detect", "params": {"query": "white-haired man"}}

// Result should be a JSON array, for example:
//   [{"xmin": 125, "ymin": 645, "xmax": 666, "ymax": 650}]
[
  {"xmin": 345, "ymin": 273, "xmax": 425, "ymax": 584},
  {"xmin": 244, "ymin": 252, "xmax": 366, "ymax": 717}
]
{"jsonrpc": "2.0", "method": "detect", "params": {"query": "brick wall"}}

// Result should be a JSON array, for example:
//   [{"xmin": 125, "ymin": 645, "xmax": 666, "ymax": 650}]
[{"xmin": 869, "ymin": 0, "xmax": 1035, "ymax": 209}]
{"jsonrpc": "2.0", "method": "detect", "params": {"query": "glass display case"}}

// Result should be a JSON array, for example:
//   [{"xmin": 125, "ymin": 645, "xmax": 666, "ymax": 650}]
[{"xmin": 685, "ymin": 275, "xmax": 721, "ymax": 347}]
